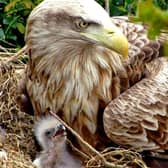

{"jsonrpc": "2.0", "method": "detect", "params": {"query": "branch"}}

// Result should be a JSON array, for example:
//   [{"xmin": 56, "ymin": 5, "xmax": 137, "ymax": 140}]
[
  {"xmin": 6, "ymin": 45, "xmax": 28, "ymax": 63},
  {"xmin": 105, "ymin": 0, "xmax": 110, "ymax": 15}
]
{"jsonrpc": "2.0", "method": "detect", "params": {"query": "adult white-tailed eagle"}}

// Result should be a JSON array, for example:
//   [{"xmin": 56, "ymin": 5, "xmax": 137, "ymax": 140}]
[{"xmin": 17, "ymin": 0, "xmax": 168, "ymax": 153}]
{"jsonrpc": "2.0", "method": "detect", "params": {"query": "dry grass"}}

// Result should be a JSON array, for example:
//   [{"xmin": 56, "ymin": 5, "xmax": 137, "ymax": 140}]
[
  {"xmin": 0, "ymin": 52, "xmax": 36, "ymax": 168},
  {"xmin": 0, "ymin": 49, "xmax": 147, "ymax": 168}
]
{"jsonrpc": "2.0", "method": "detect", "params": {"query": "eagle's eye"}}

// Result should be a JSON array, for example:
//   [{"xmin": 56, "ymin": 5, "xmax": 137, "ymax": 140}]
[{"xmin": 75, "ymin": 19, "xmax": 89, "ymax": 29}]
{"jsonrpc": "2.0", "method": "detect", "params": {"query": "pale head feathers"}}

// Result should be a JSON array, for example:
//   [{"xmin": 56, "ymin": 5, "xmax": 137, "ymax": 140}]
[
  {"xmin": 34, "ymin": 116, "xmax": 66, "ymax": 150},
  {"xmin": 28, "ymin": 0, "xmax": 119, "ymax": 32}
]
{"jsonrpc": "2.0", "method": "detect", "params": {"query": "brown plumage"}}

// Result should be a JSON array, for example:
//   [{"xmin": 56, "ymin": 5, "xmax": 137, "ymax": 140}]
[
  {"xmin": 17, "ymin": 0, "xmax": 168, "ymax": 156},
  {"xmin": 104, "ymin": 57, "xmax": 168, "ymax": 151}
]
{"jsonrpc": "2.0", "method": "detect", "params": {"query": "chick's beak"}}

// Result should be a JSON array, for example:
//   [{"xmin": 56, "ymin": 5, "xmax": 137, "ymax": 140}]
[
  {"xmin": 54, "ymin": 124, "xmax": 66, "ymax": 137},
  {"xmin": 81, "ymin": 25, "xmax": 128, "ymax": 59}
]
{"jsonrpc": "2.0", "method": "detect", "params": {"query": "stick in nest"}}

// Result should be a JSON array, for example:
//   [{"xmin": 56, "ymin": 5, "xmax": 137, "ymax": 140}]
[{"xmin": 6, "ymin": 45, "xmax": 28, "ymax": 63}]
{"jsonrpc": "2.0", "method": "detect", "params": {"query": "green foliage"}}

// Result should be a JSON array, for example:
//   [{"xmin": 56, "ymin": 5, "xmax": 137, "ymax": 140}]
[
  {"xmin": 131, "ymin": 0, "xmax": 168, "ymax": 39},
  {"xmin": 96, "ymin": 0, "xmax": 138, "ymax": 16},
  {"xmin": 130, "ymin": 0, "xmax": 168, "ymax": 55},
  {"xmin": 0, "ymin": 0, "xmax": 42, "ymax": 48},
  {"xmin": 154, "ymin": 0, "xmax": 168, "ymax": 10},
  {"xmin": 96, "ymin": 0, "xmax": 105, "ymax": 7},
  {"xmin": 97, "ymin": 0, "xmax": 168, "ymax": 16},
  {"xmin": 109, "ymin": 0, "xmax": 137, "ymax": 16}
]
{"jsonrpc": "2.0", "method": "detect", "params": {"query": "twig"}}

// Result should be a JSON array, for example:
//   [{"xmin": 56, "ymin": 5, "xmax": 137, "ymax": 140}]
[
  {"xmin": 66, "ymin": 139, "xmax": 90, "ymax": 160},
  {"xmin": 0, "ymin": 45, "xmax": 9, "ymax": 53},
  {"xmin": 6, "ymin": 45, "xmax": 28, "ymax": 63},
  {"xmin": 49, "ymin": 111, "xmax": 118, "ymax": 168},
  {"xmin": 105, "ymin": 0, "xmax": 110, "ymax": 15}
]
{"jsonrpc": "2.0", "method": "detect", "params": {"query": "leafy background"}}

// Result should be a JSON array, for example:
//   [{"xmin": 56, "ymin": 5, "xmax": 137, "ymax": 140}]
[
  {"xmin": 0, "ymin": 0, "xmax": 168, "ymax": 48},
  {"xmin": 0, "ymin": 0, "xmax": 42, "ymax": 48}
]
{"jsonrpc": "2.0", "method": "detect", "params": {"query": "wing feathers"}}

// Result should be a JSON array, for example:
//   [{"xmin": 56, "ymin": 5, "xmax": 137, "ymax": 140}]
[{"xmin": 104, "ymin": 57, "xmax": 168, "ymax": 151}]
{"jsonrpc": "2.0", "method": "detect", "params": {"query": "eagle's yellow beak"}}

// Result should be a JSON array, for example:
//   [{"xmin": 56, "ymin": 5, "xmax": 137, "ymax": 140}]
[{"xmin": 81, "ymin": 26, "xmax": 128, "ymax": 59}]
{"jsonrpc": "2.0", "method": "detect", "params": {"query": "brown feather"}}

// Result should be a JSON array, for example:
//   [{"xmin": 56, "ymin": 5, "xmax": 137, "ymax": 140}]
[{"xmin": 104, "ymin": 57, "xmax": 168, "ymax": 151}]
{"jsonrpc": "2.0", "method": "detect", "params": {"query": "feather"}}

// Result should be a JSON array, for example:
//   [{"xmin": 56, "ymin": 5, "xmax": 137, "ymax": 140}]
[{"xmin": 104, "ymin": 57, "xmax": 168, "ymax": 151}]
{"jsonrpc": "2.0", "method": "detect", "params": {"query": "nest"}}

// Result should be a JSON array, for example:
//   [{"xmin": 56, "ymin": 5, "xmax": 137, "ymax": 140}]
[
  {"xmin": 0, "ymin": 51, "xmax": 36, "ymax": 168},
  {"xmin": 0, "ymin": 49, "xmax": 147, "ymax": 168}
]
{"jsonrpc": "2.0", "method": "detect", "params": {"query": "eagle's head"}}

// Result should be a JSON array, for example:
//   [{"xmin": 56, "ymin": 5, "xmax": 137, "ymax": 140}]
[
  {"xmin": 26, "ymin": 0, "xmax": 128, "ymax": 59},
  {"xmin": 26, "ymin": 0, "xmax": 128, "ymax": 146}
]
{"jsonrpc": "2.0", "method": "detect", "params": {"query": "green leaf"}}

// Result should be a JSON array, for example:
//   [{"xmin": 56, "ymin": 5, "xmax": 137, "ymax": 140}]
[
  {"xmin": 4, "ymin": 16, "xmax": 19, "ymax": 35},
  {"xmin": 110, "ymin": 4, "xmax": 127, "ymax": 16},
  {"xmin": 6, "ymin": 32, "xmax": 17, "ymax": 41},
  {"xmin": 0, "ymin": 0, "xmax": 8, "ymax": 4},
  {"xmin": 164, "ymin": 43, "xmax": 168, "ymax": 56},
  {"xmin": 22, "ymin": 0, "xmax": 35, "ymax": 9},
  {"xmin": 17, "ymin": 22, "xmax": 25, "ymax": 34},
  {"xmin": 131, "ymin": 0, "xmax": 168, "ymax": 39},
  {"xmin": 4, "ymin": 0, "xmax": 18, "ymax": 12},
  {"xmin": 0, "ymin": 28, "xmax": 5, "ymax": 39},
  {"xmin": 3, "ymin": 16, "xmax": 18, "ymax": 29}
]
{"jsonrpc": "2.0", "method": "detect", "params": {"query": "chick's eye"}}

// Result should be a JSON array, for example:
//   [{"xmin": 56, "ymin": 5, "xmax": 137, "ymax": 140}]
[
  {"xmin": 76, "ymin": 20, "xmax": 89, "ymax": 29},
  {"xmin": 45, "ymin": 128, "xmax": 55, "ymax": 137}
]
